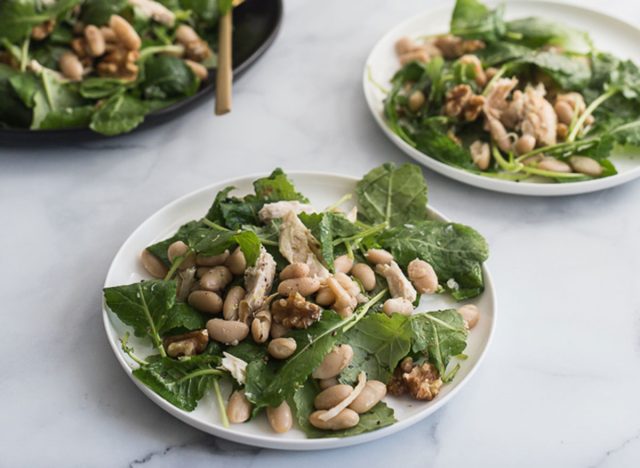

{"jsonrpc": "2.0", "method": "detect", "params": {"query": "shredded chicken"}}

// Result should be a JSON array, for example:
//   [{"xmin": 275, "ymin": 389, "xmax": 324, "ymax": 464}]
[
  {"xmin": 279, "ymin": 211, "xmax": 329, "ymax": 279},
  {"xmin": 241, "ymin": 247, "xmax": 276, "ymax": 315},
  {"xmin": 375, "ymin": 262, "xmax": 417, "ymax": 302},
  {"xmin": 258, "ymin": 201, "xmax": 314, "ymax": 223},
  {"xmin": 483, "ymin": 78, "xmax": 519, "ymax": 152},
  {"xmin": 128, "ymin": 0, "xmax": 175, "ymax": 26},
  {"xmin": 520, "ymin": 84, "xmax": 557, "ymax": 147}
]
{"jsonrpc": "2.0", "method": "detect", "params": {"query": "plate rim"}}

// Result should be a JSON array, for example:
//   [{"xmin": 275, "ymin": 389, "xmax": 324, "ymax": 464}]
[
  {"xmin": 102, "ymin": 170, "xmax": 497, "ymax": 450},
  {"xmin": 362, "ymin": 0, "xmax": 640, "ymax": 196}
]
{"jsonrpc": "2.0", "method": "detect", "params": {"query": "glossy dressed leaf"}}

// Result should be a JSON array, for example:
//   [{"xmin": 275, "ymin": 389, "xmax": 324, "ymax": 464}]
[
  {"xmin": 253, "ymin": 168, "xmax": 309, "ymax": 203},
  {"xmin": 380, "ymin": 220, "xmax": 489, "ymax": 300},
  {"xmin": 411, "ymin": 310, "xmax": 468, "ymax": 381},
  {"xmin": 187, "ymin": 227, "xmax": 262, "ymax": 266},
  {"xmin": 292, "ymin": 379, "xmax": 396, "ymax": 438},
  {"xmin": 247, "ymin": 311, "xmax": 344, "ymax": 409},
  {"xmin": 356, "ymin": 163, "xmax": 428, "ymax": 227},
  {"xmin": 339, "ymin": 313, "xmax": 412, "ymax": 385},
  {"xmin": 31, "ymin": 71, "xmax": 85, "ymax": 129},
  {"xmin": 38, "ymin": 106, "xmax": 94, "ymax": 129},
  {"xmin": 141, "ymin": 55, "xmax": 199, "ymax": 100},
  {"xmin": 90, "ymin": 92, "xmax": 148, "ymax": 136},
  {"xmin": 132, "ymin": 355, "xmax": 220, "ymax": 411}
]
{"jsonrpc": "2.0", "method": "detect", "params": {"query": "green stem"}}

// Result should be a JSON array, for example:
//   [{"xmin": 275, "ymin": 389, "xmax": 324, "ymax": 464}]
[
  {"xmin": 345, "ymin": 240, "xmax": 354, "ymax": 259},
  {"xmin": 176, "ymin": 368, "xmax": 224, "ymax": 383},
  {"xmin": 19, "ymin": 37, "xmax": 30, "ymax": 72},
  {"xmin": 325, "ymin": 193, "xmax": 353, "ymax": 212},
  {"xmin": 202, "ymin": 218, "xmax": 230, "ymax": 231},
  {"xmin": 567, "ymin": 88, "xmax": 617, "ymax": 142},
  {"xmin": 213, "ymin": 378, "xmax": 230, "ymax": 428},
  {"xmin": 333, "ymin": 222, "xmax": 388, "ymax": 247},
  {"xmin": 367, "ymin": 66, "xmax": 389, "ymax": 95},
  {"xmin": 482, "ymin": 65, "xmax": 507, "ymax": 96},
  {"xmin": 491, "ymin": 145, "xmax": 521, "ymax": 172},
  {"xmin": 138, "ymin": 44, "xmax": 185, "ymax": 61},
  {"xmin": 258, "ymin": 238, "xmax": 278, "ymax": 247},
  {"xmin": 120, "ymin": 333, "xmax": 148, "ymax": 366},
  {"xmin": 343, "ymin": 289, "xmax": 387, "ymax": 333},
  {"xmin": 163, "ymin": 255, "xmax": 186, "ymax": 281},
  {"xmin": 41, "ymin": 70, "xmax": 55, "ymax": 109},
  {"xmin": 137, "ymin": 283, "xmax": 166, "ymax": 357},
  {"xmin": 520, "ymin": 166, "xmax": 585, "ymax": 179}
]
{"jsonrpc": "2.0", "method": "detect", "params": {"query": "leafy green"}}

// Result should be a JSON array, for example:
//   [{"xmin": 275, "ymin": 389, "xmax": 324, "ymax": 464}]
[
  {"xmin": 505, "ymin": 17, "xmax": 592, "ymax": 54},
  {"xmin": 450, "ymin": 0, "xmax": 505, "ymax": 41},
  {"xmin": 380, "ymin": 220, "xmax": 489, "ymax": 300},
  {"xmin": 141, "ymin": 55, "xmax": 199, "ymax": 100},
  {"xmin": 31, "ymin": 70, "xmax": 85, "ymax": 129},
  {"xmin": 187, "ymin": 226, "xmax": 262, "ymax": 266},
  {"xmin": 339, "ymin": 313, "xmax": 412, "ymax": 385},
  {"xmin": 38, "ymin": 106, "xmax": 94, "ymax": 129},
  {"xmin": 413, "ymin": 118, "xmax": 476, "ymax": 169},
  {"xmin": 146, "ymin": 220, "xmax": 206, "ymax": 266},
  {"xmin": 80, "ymin": 0, "xmax": 128, "ymax": 25},
  {"xmin": 300, "ymin": 212, "xmax": 360, "ymax": 271},
  {"xmin": 90, "ymin": 92, "xmax": 149, "ymax": 136},
  {"xmin": 410, "ymin": 310, "xmax": 468, "ymax": 381},
  {"xmin": 80, "ymin": 78, "xmax": 130, "ymax": 99},
  {"xmin": 253, "ymin": 168, "xmax": 310, "ymax": 203},
  {"xmin": 132, "ymin": 354, "xmax": 221, "ymax": 411},
  {"xmin": 245, "ymin": 311, "xmax": 345, "ymax": 409},
  {"xmin": 292, "ymin": 379, "xmax": 396, "ymax": 438},
  {"xmin": 0, "ymin": 0, "xmax": 82, "ymax": 42},
  {"xmin": 518, "ymin": 51, "xmax": 591, "ymax": 90},
  {"xmin": 103, "ymin": 280, "xmax": 204, "ymax": 351},
  {"xmin": 355, "ymin": 163, "xmax": 428, "ymax": 227}
]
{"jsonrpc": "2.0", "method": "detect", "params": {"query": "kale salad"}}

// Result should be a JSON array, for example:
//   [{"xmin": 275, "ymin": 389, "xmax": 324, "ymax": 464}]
[
  {"xmin": 104, "ymin": 164, "xmax": 489, "ymax": 438},
  {"xmin": 0, "ymin": 0, "xmax": 233, "ymax": 136},
  {"xmin": 382, "ymin": 0, "xmax": 640, "ymax": 183}
]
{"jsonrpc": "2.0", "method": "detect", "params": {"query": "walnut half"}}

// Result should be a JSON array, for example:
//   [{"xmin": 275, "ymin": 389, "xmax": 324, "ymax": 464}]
[
  {"xmin": 271, "ymin": 292, "xmax": 322, "ymax": 329},
  {"xmin": 444, "ymin": 84, "xmax": 485, "ymax": 122},
  {"xmin": 387, "ymin": 357, "xmax": 443, "ymax": 401},
  {"xmin": 163, "ymin": 329, "xmax": 209, "ymax": 358}
]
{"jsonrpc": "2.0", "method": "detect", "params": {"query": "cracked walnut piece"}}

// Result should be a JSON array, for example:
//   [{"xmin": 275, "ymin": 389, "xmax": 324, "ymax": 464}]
[
  {"xmin": 271, "ymin": 292, "xmax": 322, "ymax": 329},
  {"xmin": 163, "ymin": 329, "xmax": 209, "ymax": 358},
  {"xmin": 388, "ymin": 357, "xmax": 443, "ymax": 401},
  {"xmin": 444, "ymin": 84, "xmax": 485, "ymax": 122}
]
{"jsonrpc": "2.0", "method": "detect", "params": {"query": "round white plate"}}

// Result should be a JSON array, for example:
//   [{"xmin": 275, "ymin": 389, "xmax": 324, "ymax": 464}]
[
  {"xmin": 363, "ymin": 0, "xmax": 640, "ymax": 196},
  {"xmin": 103, "ymin": 172, "xmax": 496, "ymax": 450}
]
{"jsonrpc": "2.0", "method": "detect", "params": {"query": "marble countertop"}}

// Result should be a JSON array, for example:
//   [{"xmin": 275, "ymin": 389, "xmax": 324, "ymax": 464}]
[{"xmin": 2, "ymin": 0, "xmax": 640, "ymax": 466}]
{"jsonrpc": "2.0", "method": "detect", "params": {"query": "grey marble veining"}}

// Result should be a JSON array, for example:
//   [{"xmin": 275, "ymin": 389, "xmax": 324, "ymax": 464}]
[{"xmin": 2, "ymin": 1, "xmax": 640, "ymax": 467}]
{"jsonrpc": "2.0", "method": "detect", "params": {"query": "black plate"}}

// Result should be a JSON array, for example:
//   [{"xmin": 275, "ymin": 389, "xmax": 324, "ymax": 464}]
[{"xmin": 0, "ymin": 0, "xmax": 282, "ymax": 143}]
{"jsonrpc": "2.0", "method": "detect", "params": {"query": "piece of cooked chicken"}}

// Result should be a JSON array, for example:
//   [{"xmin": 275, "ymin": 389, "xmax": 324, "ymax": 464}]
[
  {"xmin": 279, "ymin": 210, "xmax": 329, "ymax": 279},
  {"xmin": 375, "ymin": 261, "xmax": 417, "ymax": 303},
  {"xmin": 241, "ymin": 246, "xmax": 276, "ymax": 315},
  {"xmin": 258, "ymin": 201, "xmax": 314, "ymax": 223},
  {"xmin": 520, "ymin": 84, "xmax": 557, "ymax": 147}
]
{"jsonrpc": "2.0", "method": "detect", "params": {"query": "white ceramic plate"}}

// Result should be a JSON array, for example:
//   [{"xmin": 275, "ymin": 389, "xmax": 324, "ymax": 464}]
[
  {"xmin": 363, "ymin": 0, "xmax": 640, "ymax": 196},
  {"xmin": 103, "ymin": 172, "xmax": 496, "ymax": 450}
]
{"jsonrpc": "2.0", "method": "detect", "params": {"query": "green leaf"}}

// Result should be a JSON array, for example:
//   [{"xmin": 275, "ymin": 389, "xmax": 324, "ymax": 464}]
[
  {"xmin": 380, "ymin": 220, "xmax": 489, "ymax": 300},
  {"xmin": 9, "ymin": 72, "xmax": 38, "ymax": 107},
  {"xmin": 450, "ymin": 0, "xmax": 505, "ymax": 41},
  {"xmin": 187, "ymin": 226, "xmax": 262, "ymax": 266},
  {"xmin": 90, "ymin": 92, "xmax": 148, "ymax": 136},
  {"xmin": 292, "ymin": 379, "xmax": 396, "ymax": 438},
  {"xmin": 0, "ymin": 64, "xmax": 32, "ymax": 128},
  {"xmin": 410, "ymin": 310, "xmax": 468, "ymax": 381},
  {"xmin": 31, "ymin": 70, "xmax": 85, "ymax": 129},
  {"xmin": 412, "ymin": 118, "xmax": 476, "ymax": 169},
  {"xmin": 146, "ymin": 220, "xmax": 206, "ymax": 267},
  {"xmin": 103, "ymin": 280, "xmax": 204, "ymax": 351},
  {"xmin": 517, "ymin": 51, "xmax": 591, "ymax": 90},
  {"xmin": 141, "ymin": 55, "xmax": 199, "ymax": 100},
  {"xmin": 38, "ymin": 106, "xmax": 94, "ymax": 129},
  {"xmin": 80, "ymin": 77, "xmax": 129, "ymax": 99},
  {"xmin": 505, "ymin": 17, "xmax": 592, "ymax": 54},
  {"xmin": 246, "ymin": 311, "xmax": 345, "ymax": 409},
  {"xmin": 355, "ymin": 163, "xmax": 428, "ymax": 227},
  {"xmin": 0, "ymin": 0, "xmax": 82, "ymax": 42},
  {"xmin": 300, "ymin": 212, "xmax": 361, "ymax": 271},
  {"xmin": 132, "ymin": 355, "xmax": 221, "ymax": 411},
  {"xmin": 339, "ymin": 313, "xmax": 412, "ymax": 385},
  {"xmin": 81, "ymin": 0, "xmax": 128, "ymax": 25},
  {"xmin": 253, "ymin": 168, "xmax": 310, "ymax": 203}
]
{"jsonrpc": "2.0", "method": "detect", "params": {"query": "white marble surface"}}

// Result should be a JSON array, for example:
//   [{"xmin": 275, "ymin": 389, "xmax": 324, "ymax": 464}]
[{"xmin": 2, "ymin": 0, "xmax": 640, "ymax": 466}]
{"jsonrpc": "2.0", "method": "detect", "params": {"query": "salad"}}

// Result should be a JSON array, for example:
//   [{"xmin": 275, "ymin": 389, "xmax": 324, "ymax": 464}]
[
  {"xmin": 0, "ymin": 0, "xmax": 232, "ymax": 136},
  {"xmin": 382, "ymin": 0, "xmax": 640, "ymax": 183},
  {"xmin": 104, "ymin": 164, "xmax": 489, "ymax": 438}
]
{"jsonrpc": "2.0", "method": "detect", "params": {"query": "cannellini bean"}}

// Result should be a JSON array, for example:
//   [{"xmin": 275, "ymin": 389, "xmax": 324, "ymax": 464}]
[
  {"xmin": 59, "ymin": 52, "xmax": 83, "ymax": 81},
  {"xmin": 334, "ymin": 255, "xmax": 354, "ymax": 274},
  {"xmin": 538, "ymin": 157, "xmax": 572, "ymax": 173},
  {"xmin": 84, "ymin": 25, "xmax": 105, "ymax": 57},
  {"xmin": 279, "ymin": 262, "xmax": 310, "ymax": 280},
  {"xmin": 408, "ymin": 90, "xmax": 426, "ymax": 112},
  {"xmin": 223, "ymin": 286, "xmax": 245, "ymax": 321},
  {"xmin": 351, "ymin": 263, "xmax": 376, "ymax": 291},
  {"xmin": 100, "ymin": 26, "xmax": 117, "ymax": 42},
  {"xmin": 326, "ymin": 277, "xmax": 356, "ymax": 318},
  {"xmin": 554, "ymin": 100, "xmax": 574, "ymax": 125},
  {"xmin": 109, "ymin": 15, "xmax": 141, "ymax": 51},
  {"xmin": 267, "ymin": 402, "xmax": 293, "ymax": 433},
  {"xmin": 227, "ymin": 390, "xmax": 251, "ymax": 424},
  {"xmin": 251, "ymin": 310, "xmax": 271, "ymax": 343},
  {"xmin": 395, "ymin": 37, "xmax": 416, "ymax": 55},
  {"xmin": 268, "ymin": 337, "xmax": 297, "ymax": 359},
  {"xmin": 318, "ymin": 377, "xmax": 339, "ymax": 390},
  {"xmin": 270, "ymin": 322, "xmax": 289, "ymax": 339},
  {"xmin": 188, "ymin": 290, "xmax": 223, "ymax": 314},
  {"xmin": 399, "ymin": 49, "xmax": 430, "ymax": 65},
  {"xmin": 315, "ymin": 287, "xmax": 336, "ymax": 306},
  {"xmin": 309, "ymin": 409, "xmax": 359, "ymax": 430},
  {"xmin": 349, "ymin": 380, "xmax": 387, "ymax": 414},
  {"xmin": 365, "ymin": 249, "xmax": 393, "ymax": 265},
  {"xmin": 407, "ymin": 259, "xmax": 438, "ymax": 294},
  {"xmin": 225, "ymin": 247, "xmax": 247, "ymax": 275},
  {"xmin": 184, "ymin": 59, "xmax": 208, "ymax": 80},
  {"xmin": 458, "ymin": 304, "xmax": 480, "ymax": 329},
  {"xmin": 175, "ymin": 24, "xmax": 200, "ymax": 44},
  {"xmin": 569, "ymin": 156, "xmax": 602, "ymax": 177},
  {"xmin": 196, "ymin": 250, "xmax": 229, "ymax": 266},
  {"xmin": 334, "ymin": 272, "xmax": 360, "ymax": 296},
  {"xmin": 199, "ymin": 266, "xmax": 232, "ymax": 291},
  {"xmin": 206, "ymin": 318, "xmax": 249, "ymax": 345},
  {"xmin": 312, "ymin": 345, "xmax": 353, "ymax": 379},
  {"xmin": 470, "ymin": 140, "xmax": 490, "ymax": 170},
  {"xmin": 514, "ymin": 134, "xmax": 536, "ymax": 155},
  {"xmin": 277, "ymin": 277, "xmax": 321, "ymax": 296},
  {"xmin": 140, "ymin": 249, "xmax": 168, "ymax": 278},
  {"xmin": 167, "ymin": 241, "xmax": 196, "ymax": 269},
  {"xmin": 314, "ymin": 384, "xmax": 353, "ymax": 410},
  {"xmin": 383, "ymin": 297, "xmax": 414, "ymax": 316}
]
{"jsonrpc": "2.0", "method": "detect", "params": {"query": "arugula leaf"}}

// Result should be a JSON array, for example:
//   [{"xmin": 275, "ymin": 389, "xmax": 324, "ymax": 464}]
[
  {"xmin": 253, "ymin": 168, "xmax": 310, "ymax": 203},
  {"xmin": 246, "ymin": 311, "xmax": 345, "ymax": 409},
  {"xmin": 132, "ymin": 354, "xmax": 221, "ymax": 411},
  {"xmin": 410, "ymin": 310, "xmax": 468, "ymax": 382},
  {"xmin": 339, "ymin": 313, "xmax": 412, "ymax": 385},
  {"xmin": 292, "ymin": 379, "xmax": 396, "ymax": 438},
  {"xmin": 380, "ymin": 220, "xmax": 489, "ymax": 300},
  {"xmin": 450, "ymin": 0, "xmax": 505, "ymax": 42},
  {"xmin": 355, "ymin": 163, "xmax": 428, "ymax": 227},
  {"xmin": 103, "ymin": 280, "xmax": 204, "ymax": 351},
  {"xmin": 90, "ymin": 92, "xmax": 148, "ymax": 136}
]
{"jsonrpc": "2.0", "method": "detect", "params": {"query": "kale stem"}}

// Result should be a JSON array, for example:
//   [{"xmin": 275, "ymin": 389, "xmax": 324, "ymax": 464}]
[
  {"xmin": 138, "ymin": 44, "xmax": 185, "ymax": 61},
  {"xmin": 325, "ymin": 193, "xmax": 353, "ymax": 212},
  {"xmin": 41, "ymin": 70, "xmax": 55, "ymax": 109},
  {"xmin": 120, "ymin": 333, "xmax": 148, "ymax": 366},
  {"xmin": 491, "ymin": 145, "xmax": 522, "ymax": 172},
  {"xmin": 567, "ymin": 88, "xmax": 618, "ymax": 142},
  {"xmin": 367, "ymin": 66, "xmax": 389, "ymax": 95},
  {"xmin": 19, "ymin": 37, "xmax": 30, "ymax": 72},
  {"xmin": 137, "ymin": 283, "xmax": 166, "ymax": 357},
  {"xmin": 482, "ymin": 65, "xmax": 507, "ymax": 96},
  {"xmin": 332, "ymin": 222, "xmax": 388, "ymax": 246},
  {"xmin": 343, "ymin": 289, "xmax": 387, "ymax": 333},
  {"xmin": 202, "ymin": 218, "xmax": 230, "ymax": 231},
  {"xmin": 163, "ymin": 254, "xmax": 186, "ymax": 281},
  {"xmin": 520, "ymin": 166, "xmax": 585, "ymax": 179},
  {"xmin": 176, "ymin": 368, "xmax": 225, "ymax": 383},
  {"xmin": 345, "ymin": 240, "xmax": 354, "ymax": 259},
  {"xmin": 213, "ymin": 378, "xmax": 230, "ymax": 428}
]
